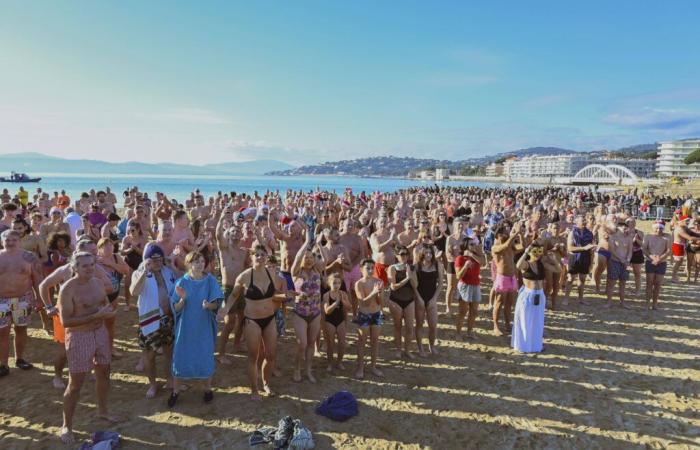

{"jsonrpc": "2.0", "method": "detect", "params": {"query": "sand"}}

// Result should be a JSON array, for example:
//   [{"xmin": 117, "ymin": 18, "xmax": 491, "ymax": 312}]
[{"xmin": 1, "ymin": 272, "xmax": 699, "ymax": 449}]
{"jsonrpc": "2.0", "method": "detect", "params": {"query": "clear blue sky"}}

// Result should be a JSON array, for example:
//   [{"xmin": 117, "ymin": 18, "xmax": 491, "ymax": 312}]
[{"xmin": 1, "ymin": 1, "xmax": 699, "ymax": 165}]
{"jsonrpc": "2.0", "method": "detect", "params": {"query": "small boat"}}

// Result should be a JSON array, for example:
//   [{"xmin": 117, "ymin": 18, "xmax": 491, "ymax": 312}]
[{"xmin": 0, "ymin": 172, "xmax": 42, "ymax": 183}]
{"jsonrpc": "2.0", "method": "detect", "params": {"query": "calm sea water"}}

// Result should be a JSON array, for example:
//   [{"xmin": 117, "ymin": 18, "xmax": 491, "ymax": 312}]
[{"xmin": 1, "ymin": 173, "xmax": 499, "ymax": 203}]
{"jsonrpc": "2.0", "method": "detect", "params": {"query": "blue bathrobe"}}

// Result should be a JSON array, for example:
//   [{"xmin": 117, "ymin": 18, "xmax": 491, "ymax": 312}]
[{"xmin": 170, "ymin": 273, "xmax": 224, "ymax": 379}]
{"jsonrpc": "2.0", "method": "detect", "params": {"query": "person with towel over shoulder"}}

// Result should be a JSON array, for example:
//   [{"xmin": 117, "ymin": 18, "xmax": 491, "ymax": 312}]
[{"xmin": 512, "ymin": 241, "xmax": 546, "ymax": 353}]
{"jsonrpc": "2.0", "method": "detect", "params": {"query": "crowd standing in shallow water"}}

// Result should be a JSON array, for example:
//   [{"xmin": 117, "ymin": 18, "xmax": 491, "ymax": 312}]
[{"xmin": 0, "ymin": 183, "xmax": 698, "ymax": 443}]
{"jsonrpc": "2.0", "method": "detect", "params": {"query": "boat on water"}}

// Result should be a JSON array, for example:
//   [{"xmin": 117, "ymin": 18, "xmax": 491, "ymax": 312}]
[{"xmin": 0, "ymin": 172, "xmax": 42, "ymax": 183}]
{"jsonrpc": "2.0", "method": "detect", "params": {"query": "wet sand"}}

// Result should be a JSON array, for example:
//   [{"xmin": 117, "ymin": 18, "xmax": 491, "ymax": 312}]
[{"xmin": 1, "ymin": 274, "xmax": 699, "ymax": 449}]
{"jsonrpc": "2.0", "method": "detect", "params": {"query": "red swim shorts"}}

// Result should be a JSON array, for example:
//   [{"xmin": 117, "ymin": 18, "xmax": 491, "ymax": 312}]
[
  {"xmin": 672, "ymin": 243, "xmax": 685, "ymax": 258},
  {"xmin": 373, "ymin": 263, "xmax": 389, "ymax": 287}
]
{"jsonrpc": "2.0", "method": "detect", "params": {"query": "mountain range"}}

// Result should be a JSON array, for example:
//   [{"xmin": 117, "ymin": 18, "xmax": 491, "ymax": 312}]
[
  {"xmin": 267, "ymin": 144, "xmax": 659, "ymax": 176},
  {"xmin": 0, "ymin": 152, "xmax": 294, "ymax": 175}
]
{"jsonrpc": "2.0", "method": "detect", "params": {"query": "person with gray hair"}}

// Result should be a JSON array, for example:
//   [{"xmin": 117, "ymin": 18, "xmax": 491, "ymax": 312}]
[
  {"xmin": 0, "ymin": 229, "xmax": 44, "ymax": 377},
  {"xmin": 57, "ymin": 250, "xmax": 121, "ymax": 444}
]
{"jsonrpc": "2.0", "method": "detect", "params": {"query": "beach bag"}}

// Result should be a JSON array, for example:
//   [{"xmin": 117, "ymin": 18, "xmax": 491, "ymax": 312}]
[
  {"xmin": 288, "ymin": 420, "xmax": 315, "ymax": 450},
  {"xmin": 315, "ymin": 390, "xmax": 358, "ymax": 422}
]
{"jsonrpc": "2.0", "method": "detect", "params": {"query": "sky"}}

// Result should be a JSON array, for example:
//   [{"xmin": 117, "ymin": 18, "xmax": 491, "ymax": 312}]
[{"xmin": 1, "ymin": 1, "xmax": 700, "ymax": 166}]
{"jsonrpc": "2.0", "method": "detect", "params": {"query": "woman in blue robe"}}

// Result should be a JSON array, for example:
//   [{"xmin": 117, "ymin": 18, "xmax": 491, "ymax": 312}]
[{"xmin": 168, "ymin": 251, "xmax": 224, "ymax": 408}]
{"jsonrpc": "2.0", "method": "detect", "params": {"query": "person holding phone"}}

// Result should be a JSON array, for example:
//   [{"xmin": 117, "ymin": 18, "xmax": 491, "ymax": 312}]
[{"xmin": 512, "ymin": 242, "xmax": 546, "ymax": 353}]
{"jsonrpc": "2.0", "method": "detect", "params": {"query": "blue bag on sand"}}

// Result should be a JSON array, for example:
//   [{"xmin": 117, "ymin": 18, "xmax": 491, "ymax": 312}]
[{"xmin": 315, "ymin": 391, "xmax": 358, "ymax": 422}]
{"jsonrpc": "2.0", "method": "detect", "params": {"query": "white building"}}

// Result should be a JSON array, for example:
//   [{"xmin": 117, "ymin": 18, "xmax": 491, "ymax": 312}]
[
  {"xmin": 485, "ymin": 162, "xmax": 504, "ymax": 177},
  {"xmin": 505, "ymin": 154, "xmax": 589, "ymax": 178},
  {"xmin": 435, "ymin": 168, "xmax": 448, "ymax": 180},
  {"xmin": 656, "ymin": 139, "xmax": 700, "ymax": 178}
]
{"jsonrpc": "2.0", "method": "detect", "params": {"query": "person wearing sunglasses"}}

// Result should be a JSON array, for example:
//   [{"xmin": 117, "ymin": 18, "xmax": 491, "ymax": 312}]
[{"xmin": 512, "ymin": 242, "xmax": 546, "ymax": 353}]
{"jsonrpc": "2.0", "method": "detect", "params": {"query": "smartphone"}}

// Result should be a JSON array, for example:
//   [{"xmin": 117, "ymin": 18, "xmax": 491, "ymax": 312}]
[{"xmin": 533, "ymin": 294, "xmax": 541, "ymax": 306}]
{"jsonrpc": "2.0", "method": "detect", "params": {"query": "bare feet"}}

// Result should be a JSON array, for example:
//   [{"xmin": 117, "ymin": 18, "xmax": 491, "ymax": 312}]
[
  {"xmin": 292, "ymin": 369, "xmax": 302, "ymax": 382},
  {"xmin": 370, "ymin": 366, "xmax": 384, "ymax": 377},
  {"xmin": 52, "ymin": 377, "xmax": 66, "ymax": 390},
  {"xmin": 579, "ymin": 300, "xmax": 590, "ymax": 306},
  {"xmin": 418, "ymin": 350, "xmax": 429, "ymax": 358},
  {"xmin": 392, "ymin": 349, "xmax": 402, "ymax": 359},
  {"xmin": 355, "ymin": 368, "xmax": 364, "ymax": 379},
  {"xmin": 59, "ymin": 427, "xmax": 75, "ymax": 444},
  {"xmin": 492, "ymin": 327, "xmax": 504, "ymax": 336},
  {"xmin": 97, "ymin": 412, "xmax": 124, "ymax": 423},
  {"xmin": 561, "ymin": 299, "xmax": 569, "ymax": 306},
  {"xmin": 263, "ymin": 384, "xmax": 276, "ymax": 397},
  {"xmin": 603, "ymin": 302, "xmax": 612, "ymax": 309},
  {"xmin": 272, "ymin": 368, "xmax": 282, "ymax": 377},
  {"xmin": 216, "ymin": 355, "xmax": 232, "ymax": 365},
  {"xmin": 135, "ymin": 359, "xmax": 145, "ymax": 373},
  {"xmin": 112, "ymin": 349, "xmax": 123, "ymax": 360},
  {"xmin": 620, "ymin": 303, "xmax": 631, "ymax": 310},
  {"xmin": 326, "ymin": 364, "xmax": 333, "ymax": 374},
  {"xmin": 429, "ymin": 345, "xmax": 439, "ymax": 355},
  {"xmin": 403, "ymin": 350, "xmax": 415, "ymax": 360},
  {"xmin": 146, "ymin": 385, "xmax": 158, "ymax": 399},
  {"xmin": 307, "ymin": 372, "xmax": 317, "ymax": 383},
  {"xmin": 251, "ymin": 392, "xmax": 262, "ymax": 401},
  {"xmin": 336, "ymin": 362, "xmax": 345, "ymax": 371}
]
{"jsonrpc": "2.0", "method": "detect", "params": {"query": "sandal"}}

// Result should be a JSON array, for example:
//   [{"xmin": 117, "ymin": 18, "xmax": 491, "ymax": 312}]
[
  {"xmin": 15, "ymin": 359, "xmax": 33, "ymax": 370},
  {"xmin": 0, "ymin": 365, "xmax": 9, "ymax": 377},
  {"xmin": 203, "ymin": 390, "xmax": 213, "ymax": 403},
  {"xmin": 167, "ymin": 391, "xmax": 179, "ymax": 408}
]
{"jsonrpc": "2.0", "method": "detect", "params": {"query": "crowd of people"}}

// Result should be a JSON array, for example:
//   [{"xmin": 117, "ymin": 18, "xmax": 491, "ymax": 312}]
[{"xmin": 0, "ymin": 183, "xmax": 697, "ymax": 444}]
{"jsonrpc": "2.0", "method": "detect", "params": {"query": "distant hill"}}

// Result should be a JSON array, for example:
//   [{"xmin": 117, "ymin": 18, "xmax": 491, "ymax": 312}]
[
  {"xmin": 266, "ymin": 143, "xmax": 658, "ymax": 176},
  {"xmin": 0, "ymin": 153, "xmax": 294, "ymax": 175}
]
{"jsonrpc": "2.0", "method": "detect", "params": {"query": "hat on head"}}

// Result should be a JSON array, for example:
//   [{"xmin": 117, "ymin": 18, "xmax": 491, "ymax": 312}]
[
  {"xmin": 143, "ymin": 243, "xmax": 165, "ymax": 260},
  {"xmin": 680, "ymin": 215, "xmax": 690, "ymax": 222},
  {"xmin": 49, "ymin": 207, "xmax": 63, "ymax": 216}
]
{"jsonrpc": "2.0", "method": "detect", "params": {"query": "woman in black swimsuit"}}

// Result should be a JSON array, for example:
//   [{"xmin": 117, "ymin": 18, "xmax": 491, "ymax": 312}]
[
  {"xmin": 322, "ymin": 273, "xmax": 352, "ymax": 373},
  {"xmin": 121, "ymin": 221, "xmax": 146, "ymax": 311},
  {"xmin": 218, "ymin": 245, "xmax": 288, "ymax": 401},
  {"xmin": 415, "ymin": 245, "xmax": 443, "ymax": 356},
  {"xmin": 387, "ymin": 245, "xmax": 418, "ymax": 359}
]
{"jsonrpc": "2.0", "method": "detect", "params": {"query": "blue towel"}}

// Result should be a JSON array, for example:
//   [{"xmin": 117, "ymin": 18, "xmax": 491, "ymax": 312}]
[{"xmin": 315, "ymin": 391, "xmax": 358, "ymax": 422}]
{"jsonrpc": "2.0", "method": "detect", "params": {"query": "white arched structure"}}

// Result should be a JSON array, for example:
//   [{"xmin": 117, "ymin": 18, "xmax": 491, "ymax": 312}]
[{"xmin": 570, "ymin": 164, "xmax": 639, "ymax": 184}]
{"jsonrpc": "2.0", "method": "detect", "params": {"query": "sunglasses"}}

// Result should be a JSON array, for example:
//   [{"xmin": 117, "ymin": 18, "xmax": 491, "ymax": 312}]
[{"xmin": 398, "ymin": 252, "xmax": 409, "ymax": 256}]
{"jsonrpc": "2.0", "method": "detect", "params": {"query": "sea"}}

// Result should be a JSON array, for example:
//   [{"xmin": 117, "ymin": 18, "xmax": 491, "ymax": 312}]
[{"xmin": 1, "ymin": 173, "xmax": 502, "ymax": 203}]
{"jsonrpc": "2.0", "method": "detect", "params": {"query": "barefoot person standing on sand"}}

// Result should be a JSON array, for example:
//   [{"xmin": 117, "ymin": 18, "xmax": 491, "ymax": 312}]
[
  {"xmin": 606, "ymin": 218, "xmax": 633, "ymax": 309},
  {"xmin": 642, "ymin": 221, "xmax": 672, "ymax": 310},
  {"xmin": 354, "ymin": 258, "xmax": 385, "ymax": 379},
  {"xmin": 563, "ymin": 215, "xmax": 595, "ymax": 306},
  {"xmin": 215, "ymin": 211, "xmax": 249, "ymax": 364},
  {"xmin": 491, "ymin": 223, "xmax": 523, "ymax": 336},
  {"xmin": 0, "ymin": 229, "xmax": 43, "ymax": 376},
  {"xmin": 57, "ymin": 251, "xmax": 121, "ymax": 444}
]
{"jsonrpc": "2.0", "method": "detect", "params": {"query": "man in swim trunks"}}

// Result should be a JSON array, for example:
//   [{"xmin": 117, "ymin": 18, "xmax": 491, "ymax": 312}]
[
  {"xmin": 491, "ymin": 222, "xmax": 523, "ymax": 335},
  {"xmin": 563, "ymin": 215, "xmax": 595, "ymax": 306},
  {"xmin": 369, "ymin": 216, "xmax": 397, "ymax": 287},
  {"xmin": 319, "ymin": 226, "xmax": 352, "ymax": 286},
  {"xmin": 215, "ymin": 211, "xmax": 249, "ymax": 363},
  {"xmin": 269, "ymin": 209, "xmax": 305, "ymax": 292},
  {"xmin": 339, "ymin": 218, "xmax": 366, "ymax": 315},
  {"xmin": 643, "ymin": 220, "xmax": 671, "ymax": 310},
  {"xmin": 671, "ymin": 215, "xmax": 699, "ymax": 283},
  {"xmin": 57, "ymin": 252, "xmax": 121, "ymax": 444},
  {"xmin": 353, "ymin": 258, "xmax": 385, "ymax": 379},
  {"xmin": 606, "ymin": 218, "xmax": 633, "ymax": 309},
  {"xmin": 0, "ymin": 230, "xmax": 43, "ymax": 376}
]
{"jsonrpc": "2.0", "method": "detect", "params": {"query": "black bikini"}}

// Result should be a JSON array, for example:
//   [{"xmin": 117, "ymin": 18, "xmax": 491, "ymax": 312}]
[
  {"xmin": 325, "ymin": 292, "xmax": 345, "ymax": 328},
  {"xmin": 389, "ymin": 265, "xmax": 415, "ymax": 309},
  {"xmin": 522, "ymin": 260, "xmax": 546, "ymax": 281},
  {"xmin": 245, "ymin": 269, "xmax": 276, "ymax": 330}
]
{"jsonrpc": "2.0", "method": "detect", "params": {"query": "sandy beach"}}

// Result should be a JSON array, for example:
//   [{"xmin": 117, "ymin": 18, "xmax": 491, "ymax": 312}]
[{"xmin": 1, "ymin": 265, "xmax": 699, "ymax": 449}]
